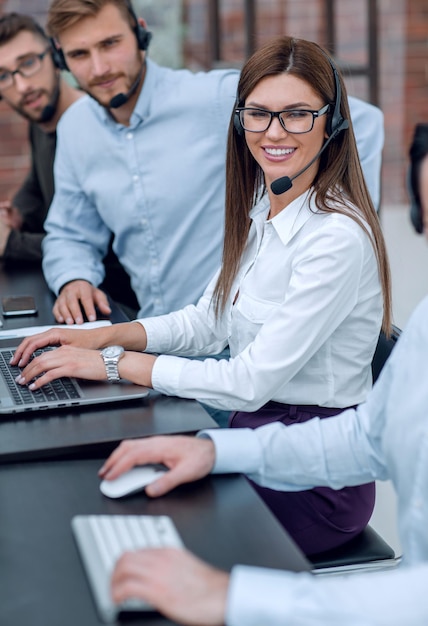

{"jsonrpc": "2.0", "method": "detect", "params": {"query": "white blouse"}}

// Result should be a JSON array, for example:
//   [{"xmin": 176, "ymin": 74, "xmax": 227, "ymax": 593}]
[{"xmin": 139, "ymin": 190, "xmax": 383, "ymax": 411}]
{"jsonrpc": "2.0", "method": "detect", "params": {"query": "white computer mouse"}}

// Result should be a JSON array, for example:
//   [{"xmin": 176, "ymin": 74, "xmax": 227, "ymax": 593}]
[{"xmin": 100, "ymin": 466, "xmax": 167, "ymax": 498}]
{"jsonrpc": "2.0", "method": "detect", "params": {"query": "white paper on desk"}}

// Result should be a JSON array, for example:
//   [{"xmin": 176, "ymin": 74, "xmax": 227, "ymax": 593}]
[{"xmin": 0, "ymin": 320, "xmax": 111, "ymax": 340}]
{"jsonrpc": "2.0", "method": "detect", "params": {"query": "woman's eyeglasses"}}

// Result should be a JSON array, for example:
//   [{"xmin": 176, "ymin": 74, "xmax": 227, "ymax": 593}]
[{"xmin": 236, "ymin": 104, "xmax": 330, "ymax": 134}]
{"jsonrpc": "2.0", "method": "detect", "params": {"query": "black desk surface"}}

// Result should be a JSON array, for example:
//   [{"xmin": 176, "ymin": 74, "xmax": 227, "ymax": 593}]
[
  {"xmin": 0, "ymin": 457, "xmax": 311, "ymax": 626},
  {"xmin": 0, "ymin": 262, "xmax": 127, "ymax": 329},
  {"xmin": 0, "ymin": 265, "xmax": 312, "ymax": 626},
  {"xmin": 0, "ymin": 264, "xmax": 217, "ymax": 461},
  {"xmin": 0, "ymin": 392, "xmax": 217, "ymax": 462}
]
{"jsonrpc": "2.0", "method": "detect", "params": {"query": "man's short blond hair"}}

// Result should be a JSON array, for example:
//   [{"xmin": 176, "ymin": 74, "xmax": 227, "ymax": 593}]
[{"xmin": 47, "ymin": 0, "xmax": 136, "ymax": 39}]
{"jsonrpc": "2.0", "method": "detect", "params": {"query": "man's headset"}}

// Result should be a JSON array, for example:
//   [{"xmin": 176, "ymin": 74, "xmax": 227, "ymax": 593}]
[
  {"xmin": 408, "ymin": 123, "xmax": 428, "ymax": 235},
  {"xmin": 50, "ymin": 0, "xmax": 152, "ymax": 71},
  {"xmin": 233, "ymin": 53, "xmax": 348, "ymax": 140}
]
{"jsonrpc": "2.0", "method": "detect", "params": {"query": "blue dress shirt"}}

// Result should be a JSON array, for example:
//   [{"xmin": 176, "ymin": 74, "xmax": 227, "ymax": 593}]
[
  {"xmin": 43, "ymin": 58, "xmax": 383, "ymax": 317},
  {"xmin": 200, "ymin": 295, "xmax": 428, "ymax": 625},
  {"xmin": 43, "ymin": 60, "xmax": 238, "ymax": 317}
]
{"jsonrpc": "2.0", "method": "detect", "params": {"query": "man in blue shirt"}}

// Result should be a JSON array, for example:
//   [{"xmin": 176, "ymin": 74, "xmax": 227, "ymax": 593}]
[{"xmin": 44, "ymin": 0, "xmax": 384, "ymax": 325}]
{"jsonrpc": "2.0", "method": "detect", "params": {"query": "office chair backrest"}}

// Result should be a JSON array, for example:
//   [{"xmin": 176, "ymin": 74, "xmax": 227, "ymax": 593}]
[{"xmin": 371, "ymin": 325, "xmax": 402, "ymax": 384}]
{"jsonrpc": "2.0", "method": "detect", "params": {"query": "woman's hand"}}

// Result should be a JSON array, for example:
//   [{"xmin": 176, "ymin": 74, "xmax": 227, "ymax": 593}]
[
  {"xmin": 99, "ymin": 435, "xmax": 217, "ymax": 497},
  {"xmin": 10, "ymin": 327, "xmax": 107, "ymax": 368},
  {"xmin": 15, "ymin": 344, "xmax": 107, "ymax": 389},
  {"xmin": 10, "ymin": 321, "xmax": 147, "ymax": 369},
  {"xmin": 15, "ymin": 345, "xmax": 156, "ymax": 390}
]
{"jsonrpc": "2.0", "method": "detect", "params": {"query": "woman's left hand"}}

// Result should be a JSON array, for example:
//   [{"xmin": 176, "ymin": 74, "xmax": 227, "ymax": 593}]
[
  {"xmin": 16, "ymin": 346, "xmax": 157, "ymax": 390},
  {"xmin": 16, "ymin": 345, "xmax": 107, "ymax": 389}
]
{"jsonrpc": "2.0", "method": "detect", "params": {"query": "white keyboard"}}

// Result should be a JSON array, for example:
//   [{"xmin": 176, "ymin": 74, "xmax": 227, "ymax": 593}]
[{"xmin": 71, "ymin": 514, "xmax": 184, "ymax": 623}]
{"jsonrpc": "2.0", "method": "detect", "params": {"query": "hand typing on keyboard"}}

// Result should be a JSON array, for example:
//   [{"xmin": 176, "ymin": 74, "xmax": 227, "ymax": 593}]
[
  {"xmin": 11, "ymin": 323, "xmax": 156, "ymax": 390},
  {"xmin": 111, "ymin": 545, "xmax": 229, "ymax": 626},
  {"xmin": 98, "ymin": 435, "xmax": 217, "ymax": 498}
]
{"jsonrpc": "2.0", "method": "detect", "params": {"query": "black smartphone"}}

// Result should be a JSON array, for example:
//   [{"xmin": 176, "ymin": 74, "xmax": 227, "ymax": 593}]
[{"xmin": 1, "ymin": 295, "xmax": 38, "ymax": 317}]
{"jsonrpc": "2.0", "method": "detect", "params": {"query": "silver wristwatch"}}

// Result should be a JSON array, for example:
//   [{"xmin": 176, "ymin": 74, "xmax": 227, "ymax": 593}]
[{"xmin": 100, "ymin": 345, "xmax": 125, "ymax": 382}]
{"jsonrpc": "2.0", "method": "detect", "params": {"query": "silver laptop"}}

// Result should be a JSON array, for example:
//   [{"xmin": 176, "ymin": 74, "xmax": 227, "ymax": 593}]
[{"xmin": 0, "ymin": 345, "xmax": 149, "ymax": 414}]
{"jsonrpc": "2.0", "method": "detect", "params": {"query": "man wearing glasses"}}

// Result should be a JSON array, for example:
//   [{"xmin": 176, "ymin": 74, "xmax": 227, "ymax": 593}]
[{"xmin": 0, "ymin": 12, "xmax": 81, "ymax": 263}]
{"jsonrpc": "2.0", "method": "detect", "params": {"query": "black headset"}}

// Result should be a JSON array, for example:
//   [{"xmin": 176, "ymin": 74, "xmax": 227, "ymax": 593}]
[
  {"xmin": 233, "ymin": 50, "xmax": 348, "ymax": 139},
  {"xmin": 324, "ymin": 58, "xmax": 348, "ymax": 138},
  {"xmin": 50, "ymin": 0, "xmax": 152, "ymax": 71},
  {"xmin": 408, "ymin": 123, "xmax": 428, "ymax": 234}
]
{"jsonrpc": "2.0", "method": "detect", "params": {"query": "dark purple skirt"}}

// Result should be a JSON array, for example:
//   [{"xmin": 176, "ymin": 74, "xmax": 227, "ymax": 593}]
[{"xmin": 229, "ymin": 401, "xmax": 375, "ymax": 556}]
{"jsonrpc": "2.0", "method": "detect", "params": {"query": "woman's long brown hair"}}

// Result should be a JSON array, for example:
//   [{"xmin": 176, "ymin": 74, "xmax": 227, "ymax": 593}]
[{"xmin": 212, "ymin": 36, "xmax": 392, "ymax": 335}]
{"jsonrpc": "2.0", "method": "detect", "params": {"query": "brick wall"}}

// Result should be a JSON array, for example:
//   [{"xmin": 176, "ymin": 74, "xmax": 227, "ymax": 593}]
[
  {"xmin": 0, "ymin": 0, "xmax": 427, "ymax": 207},
  {"xmin": 183, "ymin": 0, "xmax": 428, "ymax": 207}
]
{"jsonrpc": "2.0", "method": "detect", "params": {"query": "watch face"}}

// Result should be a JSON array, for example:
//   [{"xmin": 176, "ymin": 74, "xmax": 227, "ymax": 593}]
[{"xmin": 103, "ymin": 346, "xmax": 123, "ymax": 358}]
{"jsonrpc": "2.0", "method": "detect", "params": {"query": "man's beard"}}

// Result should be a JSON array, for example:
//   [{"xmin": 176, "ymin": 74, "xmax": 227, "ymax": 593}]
[{"xmin": 84, "ymin": 61, "xmax": 144, "ymax": 111}]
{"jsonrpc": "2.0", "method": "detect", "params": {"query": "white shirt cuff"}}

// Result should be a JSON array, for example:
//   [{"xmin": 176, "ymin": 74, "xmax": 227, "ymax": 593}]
[{"xmin": 150, "ymin": 354, "xmax": 186, "ymax": 396}]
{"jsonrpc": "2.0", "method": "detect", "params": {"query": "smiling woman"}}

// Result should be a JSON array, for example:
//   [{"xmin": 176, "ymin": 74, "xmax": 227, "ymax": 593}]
[
  {"xmin": 237, "ymin": 73, "xmax": 330, "ymax": 217},
  {"xmin": 12, "ymin": 34, "xmax": 391, "ymax": 557}
]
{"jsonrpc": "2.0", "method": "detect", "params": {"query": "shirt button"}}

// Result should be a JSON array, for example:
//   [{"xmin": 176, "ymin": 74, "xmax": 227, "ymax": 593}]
[
  {"xmin": 126, "ymin": 132, "xmax": 133, "ymax": 140},
  {"xmin": 133, "ymin": 175, "xmax": 139, "ymax": 182}
]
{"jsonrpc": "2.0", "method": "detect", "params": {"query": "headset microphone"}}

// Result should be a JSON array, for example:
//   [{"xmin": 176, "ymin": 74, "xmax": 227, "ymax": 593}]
[
  {"xmin": 270, "ymin": 119, "xmax": 348, "ymax": 195},
  {"xmin": 109, "ymin": 65, "xmax": 144, "ymax": 109},
  {"xmin": 39, "ymin": 104, "xmax": 57, "ymax": 122},
  {"xmin": 270, "ymin": 51, "xmax": 349, "ymax": 196}
]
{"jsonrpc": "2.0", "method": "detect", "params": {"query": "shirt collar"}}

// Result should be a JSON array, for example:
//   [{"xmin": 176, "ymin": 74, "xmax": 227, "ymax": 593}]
[{"xmin": 250, "ymin": 189, "xmax": 318, "ymax": 247}]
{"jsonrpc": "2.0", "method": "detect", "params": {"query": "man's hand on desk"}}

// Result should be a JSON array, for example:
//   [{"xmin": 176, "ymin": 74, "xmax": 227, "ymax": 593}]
[
  {"xmin": 99, "ymin": 435, "xmax": 217, "ymax": 497},
  {"xmin": 54, "ymin": 279, "xmax": 112, "ymax": 324},
  {"xmin": 111, "ymin": 547, "xmax": 229, "ymax": 626}
]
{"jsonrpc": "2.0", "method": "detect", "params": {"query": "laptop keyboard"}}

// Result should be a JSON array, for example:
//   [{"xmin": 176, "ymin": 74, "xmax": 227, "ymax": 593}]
[
  {"xmin": 0, "ymin": 347, "xmax": 81, "ymax": 406},
  {"xmin": 72, "ymin": 514, "xmax": 184, "ymax": 623}
]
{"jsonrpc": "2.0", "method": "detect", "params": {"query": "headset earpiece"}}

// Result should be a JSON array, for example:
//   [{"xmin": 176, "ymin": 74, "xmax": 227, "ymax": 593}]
[
  {"xmin": 135, "ymin": 23, "xmax": 152, "ymax": 50},
  {"xmin": 325, "ymin": 58, "xmax": 349, "ymax": 138},
  {"xmin": 234, "ymin": 110, "xmax": 244, "ymax": 136},
  {"xmin": 407, "ymin": 166, "xmax": 424, "ymax": 234},
  {"xmin": 233, "ymin": 95, "xmax": 245, "ymax": 136},
  {"xmin": 50, "ymin": 37, "xmax": 68, "ymax": 71},
  {"xmin": 126, "ymin": 0, "xmax": 152, "ymax": 50},
  {"xmin": 48, "ymin": 3, "xmax": 152, "ymax": 72}
]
